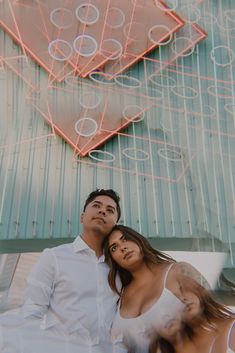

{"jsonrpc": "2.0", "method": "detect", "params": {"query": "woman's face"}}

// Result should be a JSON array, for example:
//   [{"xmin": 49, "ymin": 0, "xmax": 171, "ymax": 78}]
[
  {"xmin": 155, "ymin": 314, "xmax": 183, "ymax": 341},
  {"xmin": 108, "ymin": 230, "xmax": 143, "ymax": 269},
  {"xmin": 181, "ymin": 290, "xmax": 202, "ymax": 322}
]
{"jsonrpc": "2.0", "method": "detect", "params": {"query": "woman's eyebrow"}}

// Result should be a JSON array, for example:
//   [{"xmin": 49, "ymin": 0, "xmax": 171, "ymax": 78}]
[{"xmin": 108, "ymin": 234, "xmax": 125, "ymax": 249}]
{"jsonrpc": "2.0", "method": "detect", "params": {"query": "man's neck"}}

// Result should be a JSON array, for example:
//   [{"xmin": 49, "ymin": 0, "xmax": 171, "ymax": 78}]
[{"xmin": 81, "ymin": 230, "xmax": 104, "ymax": 258}]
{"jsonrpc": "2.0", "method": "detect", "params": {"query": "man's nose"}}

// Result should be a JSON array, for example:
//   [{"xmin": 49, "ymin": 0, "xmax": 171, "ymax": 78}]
[{"xmin": 98, "ymin": 209, "xmax": 106, "ymax": 216}]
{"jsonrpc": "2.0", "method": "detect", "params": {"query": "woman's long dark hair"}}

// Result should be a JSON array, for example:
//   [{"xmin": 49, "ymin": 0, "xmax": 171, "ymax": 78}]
[
  {"xmin": 179, "ymin": 275, "xmax": 235, "ymax": 325},
  {"xmin": 103, "ymin": 224, "xmax": 175, "ymax": 294}
]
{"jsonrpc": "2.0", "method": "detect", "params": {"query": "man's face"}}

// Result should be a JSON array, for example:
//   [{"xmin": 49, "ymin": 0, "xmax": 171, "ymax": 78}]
[{"xmin": 81, "ymin": 195, "xmax": 118, "ymax": 237}]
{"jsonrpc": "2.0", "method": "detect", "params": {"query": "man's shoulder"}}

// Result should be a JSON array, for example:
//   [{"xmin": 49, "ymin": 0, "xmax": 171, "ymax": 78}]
[{"xmin": 46, "ymin": 240, "xmax": 75, "ymax": 254}]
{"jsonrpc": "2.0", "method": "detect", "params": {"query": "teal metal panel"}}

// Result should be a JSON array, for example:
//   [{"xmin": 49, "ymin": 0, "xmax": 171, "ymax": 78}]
[{"xmin": 0, "ymin": 1, "xmax": 234, "ymax": 267}]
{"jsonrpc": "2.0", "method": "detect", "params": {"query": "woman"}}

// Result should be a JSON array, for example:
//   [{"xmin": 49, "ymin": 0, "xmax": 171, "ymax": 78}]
[
  {"xmin": 103, "ymin": 225, "xmax": 209, "ymax": 353},
  {"xmin": 150, "ymin": 276, "xmax": 235, "ymax": 353}
]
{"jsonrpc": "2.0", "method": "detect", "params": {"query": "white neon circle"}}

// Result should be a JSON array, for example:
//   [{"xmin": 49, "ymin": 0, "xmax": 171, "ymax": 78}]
[
  {"xmin": 106, "ymin": 7, "xmax": 125, "ymax": 28},
  {"xmin": 148, "ymin": 25, "xmax": 172, "ymax": 46},
  {"xmin": 131, "ymin": 0, "xmax": 148, "ymax": 8},
  {"xmin": 155, "ymin": 0, "xmax": 178, "ymax": 12},
  {"xmin": 75, "ymin": 117, "xmax": 98, "ymax": 137},
  {"xmin": 75, "ymin": 3, "xmax": 99, "ymax": 25},
  {"xmin": 89, "ymin": 71, "xmax": 115, "ymax": 85},
  {"xmin": 79, "ymin": 91, "xmax": 101, "ymax": 109},
  {"xmin": 50, "ymin": 8, "xmax": 74, "ymax": 29},
  {"xmin": 100, "ymin": 39, "xmax": 123, "ymax": 60},
  {"xmin": 89, "ymin": 150, "xmax": 115, "ymax": 162},
  {"xmin": 73, "ymin": 35, "xmax": 97, "ymax": 57},
  {"xmin": 65, "ymin": 75, "xmax": 82, "ymax": 87},
  {"xmin": 211, "ymin": 45, "xmax": 234, "ymax": 67},
  {"xmin": 158, "ymin": 147, "xmax": 182, "ymax": 161},
  {"xmin": 122, "ymin": 148, "xmax": 149, "ymax": 161},
  {"xmin": 114, "ymin": 75, "xmax": 142, "ymax": 89},
  {"xmin": 207, "ymin": 85, "xmax": 233, "ymax": 99},
  {"xmin": 122, "ymin": 105, "xmax": 145, "ymax": 122},
  {"xmin": 149, "ymin": 73, "xmax": 176, "ymax": 88},
  {"xmin": 216, "ymin": 16, "xmax": 235, "ymax": 31},
  {"xmin": 171, "ymin": 85, "xmax": 198, "ymax": 99},
  {"xmin": 48, "ymin": 39, "xmax": 73, "ymax": 61},
  {"xmin": 180, "ymin": 5, "xmax": 201, "ymax": 23},
  {"xmin": 224, "ymin": 104, "xmax": 235, "ymax": 115},
  {"xmin": 224, "ymin": 10, "xmax": 235, "ymax": 24},
  {"xmin": 171, "ymin": 37, "xmax": 195, "ymax": 57}
]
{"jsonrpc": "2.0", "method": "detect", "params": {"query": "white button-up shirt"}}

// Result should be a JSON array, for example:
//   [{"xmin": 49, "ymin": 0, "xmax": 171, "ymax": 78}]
[{"xmin": 20, "ymin": 236, "xmax": 127, "ymax": 353}]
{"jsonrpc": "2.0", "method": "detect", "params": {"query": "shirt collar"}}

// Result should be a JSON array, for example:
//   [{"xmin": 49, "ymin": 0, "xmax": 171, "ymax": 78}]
[{"xmin": 73, "ymin": 236, "xmax": 105, "ymax": 262}]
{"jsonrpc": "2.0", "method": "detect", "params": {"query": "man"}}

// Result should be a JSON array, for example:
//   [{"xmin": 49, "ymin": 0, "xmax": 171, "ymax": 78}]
[{"xmin": 0, "ymin": 189, "xmax": 127, "ymax": 353}]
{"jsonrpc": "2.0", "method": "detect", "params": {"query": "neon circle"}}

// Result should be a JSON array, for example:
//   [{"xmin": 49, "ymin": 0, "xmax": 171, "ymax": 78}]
[
  {"xmin": 224, "ymin": 104, "xmax": 235, "ymax": 115},
  {"xmin": 148, "ymin": 25, "xmax": 172, "ymax": 46},
  {"xmin": 207, "ymin": 85, "xmax": 233, "ymax": 99},
  {"xmin": 106, "ymin": 7, "xmax": 125, "ymax": 28},
  {"xmin": 122, "ymin": 105, "xmax": 145, "ymax": 122},
  {"xmin": 89, "ymin": 150, "xmax": 115, "ymax": 162},
  {"xmin": 211, "ymin": 46, "xmax": 234, "ymax": 67},
  {"xmin": 100, "ymin": 39, "xmax": 123, "ymax": 60},
  {"xmin": 73, "ymin": 35, "xmax": 97, "ymax": 57},
  {"xmin": 171, "ymin": 37, "xmax": 195, "ymax": 57},
  {"xmin": 158, "ymin": 147, "xmax": 182, "ymax": 161},
  {"xmin": 65, "ymin": 76, "xmax": 82, "ymax": 87},
  {"xmin": 114, "ymin": 75, "xmax": 142, "ymax": 88},
  {"xmin": 180, "ymin": 5, "xmax": 201, "ymax": 23},
  {"xmin": 50, "ymin": 8, "xmax": 74, "ymax": 29},
  {"xmin": 48, "ymin": 39, "xmax": 73, "ymax": 61},
  {"xmin": 216, "ymin": 16, "xmax": 235, "ymax": 31},
  {"xmin": 79, "ymin": 91, "xmax": 101, "ymax": 109},
  {"xmin": 75, "ymin": 3, "xmax": 99, "ymax": 25},
  {"xmin": 131, "ymin": 0, "xmax": 148, "ymax": 8},
  {"xmin": 122, "ymin": 148, "xmax": 149, "ymax": 161},
  {"xmin": 89, "ymin": 71, "xmax": 115, "ymax": 85},
  {"xmin": 171, "ymin": 85, "xmax": 198, "ymax": 99},
  {"xmin": 155, "ymin": 0, "xmax": 178, "ymax": 12},
  {"xmin": 149, "ymin": 74, "xmax": 176, "ymax": 88},
  {"xmin": 224, "ymin": 10, "xmax": 235, "ymax": 24},
  {"xmin": 75, "ymin": 117, "xmax": 98, "ymax": 137}
]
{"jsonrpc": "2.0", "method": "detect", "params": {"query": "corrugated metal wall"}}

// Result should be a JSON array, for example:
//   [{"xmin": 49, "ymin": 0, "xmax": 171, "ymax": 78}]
[{"xmin": 0, "ymin": 0, "xmax": 234, "ymax": 264}]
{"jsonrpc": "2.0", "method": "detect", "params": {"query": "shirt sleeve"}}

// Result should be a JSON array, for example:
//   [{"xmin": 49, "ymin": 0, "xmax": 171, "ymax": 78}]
[{"xmin": 21, "ymin": 248, "xmax": 57, "ymax": 319}]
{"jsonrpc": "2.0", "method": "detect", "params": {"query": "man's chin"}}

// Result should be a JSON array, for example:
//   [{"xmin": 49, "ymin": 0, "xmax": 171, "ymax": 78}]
[{"xmin": 92, "ymin": 225, "xmax": 109, "ymax": 237}]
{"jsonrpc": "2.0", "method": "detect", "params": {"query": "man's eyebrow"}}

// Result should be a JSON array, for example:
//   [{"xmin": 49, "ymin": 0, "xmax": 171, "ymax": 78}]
[{"xmin": 92, "ymin": 200, "xmax": 116, "ymax": 210}]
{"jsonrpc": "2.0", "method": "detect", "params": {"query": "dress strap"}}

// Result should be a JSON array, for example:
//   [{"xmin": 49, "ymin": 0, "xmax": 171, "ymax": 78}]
[
  {"xmin": 162, "ymin": 262, "xmax": 175, "ymax": 288},
  {"xmin": 227, "ymin": 320, "xmax": 235, "ymax": 351}
]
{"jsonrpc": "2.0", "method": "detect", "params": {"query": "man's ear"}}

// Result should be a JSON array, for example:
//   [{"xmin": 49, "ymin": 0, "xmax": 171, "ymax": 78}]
[{"xmin": 80, "ymin": 212, "xmax": 84, "ymax": 223}]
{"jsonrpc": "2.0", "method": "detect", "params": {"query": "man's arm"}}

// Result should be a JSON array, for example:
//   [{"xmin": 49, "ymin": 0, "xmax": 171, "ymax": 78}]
[{"xmin": 21, "ymin": 248, "xmax": 57, "ymax": 319}]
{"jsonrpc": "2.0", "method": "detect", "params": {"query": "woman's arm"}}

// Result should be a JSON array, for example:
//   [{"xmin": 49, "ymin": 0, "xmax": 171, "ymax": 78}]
[{"xmin": 174, "ymin": 261, "xmax": 211, "ymax": 289}]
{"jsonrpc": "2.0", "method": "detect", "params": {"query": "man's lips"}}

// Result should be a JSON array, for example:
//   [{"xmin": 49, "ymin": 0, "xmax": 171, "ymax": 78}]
[{"xmin": 93, "ymin": 217, "xmax": 105, "ymax": 223}]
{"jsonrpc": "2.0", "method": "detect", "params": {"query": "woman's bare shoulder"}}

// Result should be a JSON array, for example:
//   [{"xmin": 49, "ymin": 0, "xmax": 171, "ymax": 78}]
[{"xmin": 170, "ymin": 261, "xmax": 210, "ymax": 289}]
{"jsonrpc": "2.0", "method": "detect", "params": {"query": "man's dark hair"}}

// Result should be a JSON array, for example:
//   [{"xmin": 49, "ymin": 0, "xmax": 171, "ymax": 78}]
[{"xmin": 83, "ymin": 189, "xmax": 121, "ymax": 221}]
